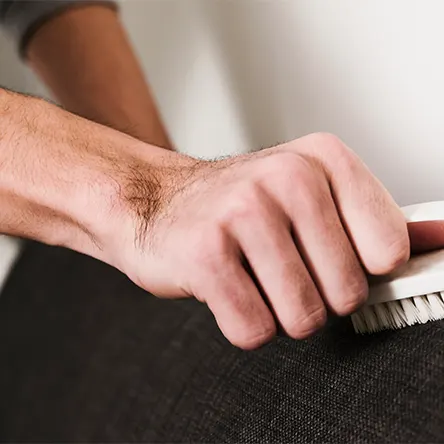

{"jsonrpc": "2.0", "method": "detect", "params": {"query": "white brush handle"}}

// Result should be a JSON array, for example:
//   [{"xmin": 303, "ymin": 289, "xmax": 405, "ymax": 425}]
[
  {"xmin": 402, "ymin": 200, "xmax": 444, "ymax": 222},
  {"xmin": 367, "ymin": 200, "xmax": 444, "ymax": 305}
]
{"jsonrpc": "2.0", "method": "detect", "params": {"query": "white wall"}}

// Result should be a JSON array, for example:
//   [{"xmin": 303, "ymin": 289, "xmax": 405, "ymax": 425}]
[
  {"xmin": 119, "ymin": 0, "xmax": 252, "ymax": 158},
  {"xmin": 2, "ymin": 0, "xmax": 444, "ymax": 206}
]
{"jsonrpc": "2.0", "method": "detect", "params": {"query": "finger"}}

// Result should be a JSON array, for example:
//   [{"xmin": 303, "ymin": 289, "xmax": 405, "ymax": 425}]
[
  {"xmin": 277, "ymin": 165, "xmax": 368, "ymax": 316},
  {"xmin": 229, "ymin": 191, "xmax": 326, "ymax": 339},
  {"xmin": 193, "ymin": 241, "xmax": 276, "ymax": 350},
  {"xmin": 408, "ymin": 220, "xmax": 444, "ymax": 254},
  {"xmin": 291, "ymin": 133, "xmax": 410, "ymax": 275}
]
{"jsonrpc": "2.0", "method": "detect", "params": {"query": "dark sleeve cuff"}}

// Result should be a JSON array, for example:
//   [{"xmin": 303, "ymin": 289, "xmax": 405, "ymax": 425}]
[{"xmin": 0, "ymin": 0, "xmax": 118, "ymax": 58}]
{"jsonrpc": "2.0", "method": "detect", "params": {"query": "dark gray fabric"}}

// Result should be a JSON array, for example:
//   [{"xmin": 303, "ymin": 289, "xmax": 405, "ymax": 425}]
[
  {"xmin": 0, "ymin": 0, "xmax": 116, "ymax": 54},
  {"xmin": 0, "ymin": 242, "xmax": 443, "ymax": 443}
]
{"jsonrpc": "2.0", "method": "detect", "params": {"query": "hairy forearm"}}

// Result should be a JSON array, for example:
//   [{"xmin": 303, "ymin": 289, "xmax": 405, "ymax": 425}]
[
  {"xmin": 25, "ymin": 4, "xmax": 172, "ymax": 149},
  {"xmin": 0, "ymin": 88, "xmax": 178, "ymax": 269}
]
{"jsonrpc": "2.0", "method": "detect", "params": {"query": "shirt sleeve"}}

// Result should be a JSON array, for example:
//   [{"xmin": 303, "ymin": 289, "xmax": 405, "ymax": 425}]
[{"xmin": 0, "ymin": 1, "xmax": 117, "ymax": 56}]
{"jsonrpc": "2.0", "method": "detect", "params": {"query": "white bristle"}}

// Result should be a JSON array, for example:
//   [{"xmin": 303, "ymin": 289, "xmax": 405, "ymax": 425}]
[
  {"xmin": 427, "ymin": 292, "xmax": 444, "ymax": 319},
  {"xmin": 413, "ymin": 295, "xmax": 430, "ymax": 323},
  {"xmin": 351, "ymin": 292, "xmax": 444, "ymax": 334},
  {"xmin": 373, "ymin": 303, "xmax": 391, "ymax": 329},
  {"xmin": 386, "ymin": 301, "xmax": 407, "ymax": 329},
  {"xmin": 400, "ymin": 297, "xmax": 420, "ymax": 325},
  {"xmin": 361, "ymin": 305, "xmax": 379, "ymax": 333},
  {"xmin": 351, "ymin": 311, "xmax": 366, "ymax": 333}
]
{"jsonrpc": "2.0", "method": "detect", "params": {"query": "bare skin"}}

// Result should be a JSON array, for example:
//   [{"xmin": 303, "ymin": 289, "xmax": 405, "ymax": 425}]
[
  {"xmin": 0, "ymin": 88, "xmax": 418, "ymax": 349},
  {"xmin": 1, "ymin": 4, "xmax": 442, "ymax": 350}
]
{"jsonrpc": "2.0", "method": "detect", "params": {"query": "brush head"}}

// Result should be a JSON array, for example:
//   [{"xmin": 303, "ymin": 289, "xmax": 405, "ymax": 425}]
[
  {"xmin": 365, "ymin": 249, "xmax": 444, "ymax": 305},
  {"xmin": 352, "ymin": 249, "xmax": 444, "ymax": 334},
  {"xmin": 351, "ymin": 292, "xmax": 444, "ymax": 333},
  {"xmin": 352, "ymin": 200, "xmax": 444, "ymax": 334}
]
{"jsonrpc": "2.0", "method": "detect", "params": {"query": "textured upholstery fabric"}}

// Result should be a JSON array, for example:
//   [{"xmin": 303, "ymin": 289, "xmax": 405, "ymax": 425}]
[{"xmin": 0, "ymin": 242, "xmax": 443, "ymax": 443}]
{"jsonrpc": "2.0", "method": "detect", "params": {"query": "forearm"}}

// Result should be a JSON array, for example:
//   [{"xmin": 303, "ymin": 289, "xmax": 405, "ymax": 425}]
[
  {"xmin": 25, "ymin": 4, "xmax": 172, "ymax": 149},
  {"xmin": 0, "ymin": 88, "xmax": 174, "ymax": 269}
]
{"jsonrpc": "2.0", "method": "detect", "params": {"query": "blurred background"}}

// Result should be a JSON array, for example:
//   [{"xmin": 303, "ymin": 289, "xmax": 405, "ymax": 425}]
[{"xmin": 1, "ymin": 0, "xmax": 444, "ymax": 206}]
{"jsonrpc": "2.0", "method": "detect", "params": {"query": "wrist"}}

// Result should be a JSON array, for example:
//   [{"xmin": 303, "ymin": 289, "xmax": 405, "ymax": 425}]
[
  {"xmin": 100, "ymin": 145, "xmax": 204, "ymax": 272},
  {"xmin": 0, "ymin": 89, "xmax": 204, "ymax": 272},
  {"xmin": 0, "ymin": 90, "xmax": 132, "ymax": 264}
]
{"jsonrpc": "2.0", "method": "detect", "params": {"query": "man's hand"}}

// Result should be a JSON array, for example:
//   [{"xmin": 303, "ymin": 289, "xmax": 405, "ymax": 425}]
[
  {"xmin": 116, "ymin": 133, "xmax": 410, "ymax": 349},
  {"xmin": 0, "ymin": 91, "xmax": 410, "ymax": 350}
]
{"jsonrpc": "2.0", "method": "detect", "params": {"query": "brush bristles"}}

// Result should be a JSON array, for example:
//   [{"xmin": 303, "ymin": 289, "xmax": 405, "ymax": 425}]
[{"xmin": 351, "ymin": 292, "xmax": 444, "ymax": 334}]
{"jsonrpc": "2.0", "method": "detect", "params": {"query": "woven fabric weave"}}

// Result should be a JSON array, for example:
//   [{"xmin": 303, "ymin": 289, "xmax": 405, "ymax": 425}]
[{"xmin": 0, "ymin": 242, "xmax": 443, "ymax": 443}]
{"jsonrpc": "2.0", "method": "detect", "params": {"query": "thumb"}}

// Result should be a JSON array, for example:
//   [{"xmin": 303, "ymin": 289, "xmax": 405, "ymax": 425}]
[{"xmin": 408, "ymin": 220, "xmax": 444, "ymax": 254}]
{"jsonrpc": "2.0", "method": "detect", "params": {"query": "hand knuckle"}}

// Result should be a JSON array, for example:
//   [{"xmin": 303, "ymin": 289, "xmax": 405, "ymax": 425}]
[
  {"xmin": 191, "ymin": 229, "xmax": 230, "ymax": 270},
  {"xmin": 224, "ymin": 287, "xmax": 256, "ymax": 315},
  {"xmin": 268, "ymin": 151, "xmax": 300, "ymax": 168},
  {"xmin": 311, "ymin": 132, "xmax": 346, "ymax": 152},
  {"xmin": 336, "ymin": 277, "xmax": 369, "ymax": 316},
  {"xmin": 285, "ymin": 305, "xmax": 327, "ymax": 339},
  {"xmin": 262, "ymin": 152, "xmax": 318, "ymax": 195},
  {"xmin": 376, "ymin": 234, "xmax": 410, "ymax": 274},
  {"xmin": 311, "ymin": 132, "xmax": 356, "ymax": 168},
  {"xmin": 222, "ymin": 184, "xmax": 262, "ymax": 223},
  {"xmin": 253, "ymin": 151, "xmax": 294, "ymax": 178},
  {"xmin": 229, "ymin": 326, "xmax": 276, "ymax": 350}
]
